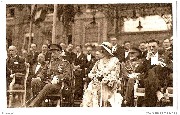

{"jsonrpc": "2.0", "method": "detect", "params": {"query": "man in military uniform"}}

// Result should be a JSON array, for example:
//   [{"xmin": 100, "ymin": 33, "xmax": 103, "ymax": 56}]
[
  {"xmin": 29, "ymin": 44, "xmax": 71, "ymax": 107},
  {"xmin": 121, "ymin": 47, "xmax": 142, "ymax": 106}
]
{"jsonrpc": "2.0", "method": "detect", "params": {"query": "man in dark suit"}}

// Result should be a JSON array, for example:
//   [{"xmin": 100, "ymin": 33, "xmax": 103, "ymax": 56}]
[
  {"xmin": 6, "ymin": 46, "xmax": 26, "ymax": 88},
  {"xmin": 60, "ymin": 43, "xmax": 68, "ymax": 57},
  {"xmin": 41, "ymin": 44, "xmax": 51, "ymax": 63},
  {"xmin": 6, "ymin": 46, "xmax": 26, "ymax": 107},
  {"xmin": 27, "ymin": 43, "xmax": 39, "ymax": 68},
  {"xmin": 73, "ymin": 45, "xmax": 86, "ymax": 100},
  {"xmin": 136, "ymin": 39, "xmax": 165, "ymax": 74},
  {"xmin": 85, "ymin": 45, "xmax": 96, "ymax": 74},
  {"xmin": 66, "ymin": 44, "xmax": 76, "ymax": 64},
  {"xmin": 136, "ymin": 39, "xmax": 172, "ymax": 107},
  {"xmin": 84, "ymin": 45, "xmax": 96, "ymax": 89},
  {"xmin": 139, "ymin": 41, "xmax": 148, "ymax": 59},
  {"xmin": 162, "ymin": 38, "xmax": 173, "ymax": 87},
  {"xmin": 123, "ymin": 41, "xmax": 132, "ymax": 61},
  {"xmin": 110, "ymin": 37, "xmax": 125, "ymax": 63},
  {"xmin": 162, "ymin": 38, "xmax": 172, "ymax": 52},
  {"xmin": 29, "ymin": 44, "xmax": 71, "ymax": 107},
  {"xmin": 29, "ymin": 53, "xmax": 49, "ymax": 97}
]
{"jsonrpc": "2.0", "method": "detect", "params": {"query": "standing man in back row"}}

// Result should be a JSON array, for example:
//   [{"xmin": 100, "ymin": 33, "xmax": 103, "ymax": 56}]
[
  {"xmin": 110, "ymin": 37, "xmax": 125, "ymax": 63},
  {"xmin": 73, "ymin": 45, "xmax": 86, "ymax": 100},
  {"xmin": 27, "ymin": 44, "xmax": 39, "ymax": 68}
]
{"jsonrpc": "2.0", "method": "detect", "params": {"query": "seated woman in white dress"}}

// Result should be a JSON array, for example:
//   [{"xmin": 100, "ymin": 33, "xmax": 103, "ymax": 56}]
[{"xmin": 82, "ymin": 42, "xmax": 122, "ymax": 107}]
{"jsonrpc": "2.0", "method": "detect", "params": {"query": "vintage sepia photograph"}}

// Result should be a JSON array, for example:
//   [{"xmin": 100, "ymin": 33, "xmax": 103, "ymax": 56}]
[{"xmin": 5, "ymin": 2, "xmax": 176, "ymax": 110}]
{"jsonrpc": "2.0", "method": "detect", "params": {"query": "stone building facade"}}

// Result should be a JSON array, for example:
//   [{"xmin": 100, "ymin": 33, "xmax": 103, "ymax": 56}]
[{"xmin": 6, "ymin": 4, "xmax": 172, "ymax": 52}]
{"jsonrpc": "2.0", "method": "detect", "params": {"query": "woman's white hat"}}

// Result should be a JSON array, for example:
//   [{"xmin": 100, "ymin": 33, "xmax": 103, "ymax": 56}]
[{"xmin": 100, "ymin": 42, "xmax": 114, "ymax": 56}]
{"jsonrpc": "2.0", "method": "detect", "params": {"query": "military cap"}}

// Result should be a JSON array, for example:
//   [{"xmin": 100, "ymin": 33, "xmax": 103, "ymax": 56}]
[
  {"xmin": 49, "ymin": 44, "xmax": 62, "ymax": 51},
  {"xmin": 129, "ymin": 47, "xmax": 141, "ymax": 54}
]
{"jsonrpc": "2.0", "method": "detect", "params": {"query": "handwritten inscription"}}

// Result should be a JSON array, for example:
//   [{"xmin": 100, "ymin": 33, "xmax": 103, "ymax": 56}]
[{"xmin": 1, "ymin": 112, "xmax": 13, "ymax": 115}]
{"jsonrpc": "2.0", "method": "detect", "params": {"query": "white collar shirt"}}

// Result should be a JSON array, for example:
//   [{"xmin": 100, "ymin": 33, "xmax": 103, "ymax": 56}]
[
  {"xmin": 151, "ymin": 52, "xmax": 159, "ymax": 65},
  {"xmin": 87, "ymin": 54, "xmax": 91, "ymax": 61},
  {"xmin": 77, "ymin": 53, "xmax": 81, "ymax": 58},
  {"xmin": 35, "ymin": 63, "xmax": 41, "ymax": 74},
  {"xmin": 112, "ymin": 44, "xmax": 117, "ymax": 53},
  {"xmin": 125, "ymin": 51, "xmax": 129, "ymax": 58}
]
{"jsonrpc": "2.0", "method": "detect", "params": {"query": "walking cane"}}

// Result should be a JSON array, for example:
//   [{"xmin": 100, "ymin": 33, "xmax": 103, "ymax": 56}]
[
  {"xmin": 98, "ymin": 75, "xmax": 104, "ymax": 107},
  {"xmin": 83, "ymin": 68, "xmax": 88, "ymax": 91}
]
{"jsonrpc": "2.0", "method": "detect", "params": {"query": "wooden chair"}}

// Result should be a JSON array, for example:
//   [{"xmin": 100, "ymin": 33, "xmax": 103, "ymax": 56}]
[
  {"xmin": 46, "ymin": 64, "xmax": 75, "ymax": 107},
  {"xmin": 46, "ymin": 80, "xmax": 64, "ymax": 107},
  {"xmin": 45, "ymin": 78, "xmax": 75, "ymax": 107},
  {"xmin": 7, "ymin": 63, "xmax": 30, "ymax": 108}
]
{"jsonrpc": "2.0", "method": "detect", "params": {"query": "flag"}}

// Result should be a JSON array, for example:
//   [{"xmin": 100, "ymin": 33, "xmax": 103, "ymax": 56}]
[
  {"xmin": 31, "ymin": 4, "xmax": 36, "ymax": 15},
  {"xmin": 30, "ymin": 4, "xmax": 47, "ymax": 25},
  {"xmin": 34, "ymin": 7, "xmax": 47, "ymax": 22},
  {"xmin": 30, "ymin": 4, "xmax": 37, "ymax": 20}
]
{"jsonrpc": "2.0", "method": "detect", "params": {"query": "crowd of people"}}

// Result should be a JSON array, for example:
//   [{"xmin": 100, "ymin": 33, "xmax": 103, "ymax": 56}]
[{"xmin": 6, "ymin": 36, "xmax": 173, "ymax": 107}]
